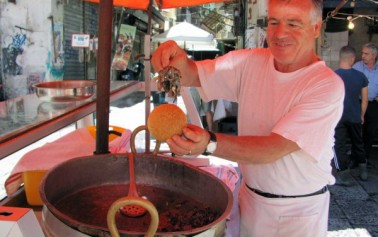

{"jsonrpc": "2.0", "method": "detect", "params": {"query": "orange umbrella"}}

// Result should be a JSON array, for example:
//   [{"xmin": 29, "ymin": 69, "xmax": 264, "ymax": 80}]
[
  {"xmin": 89, "ymin": 0, "xmax": 232, "ymax": 154},
  {"xmin": 84, "ymin": 0, "xmax": 233, "ymax": 10}
]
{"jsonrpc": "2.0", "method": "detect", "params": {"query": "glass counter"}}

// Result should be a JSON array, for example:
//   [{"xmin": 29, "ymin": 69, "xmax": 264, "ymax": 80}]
[{"xmin": 0, "ymin": 80, "xmax": 144, "ymax": 159}]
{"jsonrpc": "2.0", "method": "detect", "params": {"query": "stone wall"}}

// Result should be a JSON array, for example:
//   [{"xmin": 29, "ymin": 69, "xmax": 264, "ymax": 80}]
[{"xmin": 0, "ymin": 0, "xmax": 64, "ymax": 100}]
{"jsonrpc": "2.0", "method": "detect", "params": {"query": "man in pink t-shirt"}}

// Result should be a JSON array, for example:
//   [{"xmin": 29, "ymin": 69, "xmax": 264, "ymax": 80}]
[{"xmin": 151, "ymin": 0, "xmax": 344, "ymax": 236}]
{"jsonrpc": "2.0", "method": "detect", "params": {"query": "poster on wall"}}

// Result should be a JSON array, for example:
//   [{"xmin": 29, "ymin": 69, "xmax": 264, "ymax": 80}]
[
  {"xmin": 257, "ymin": 27, "xmax": 266, "ymax": 48},
  {"xmin": 71, "ymin": 34, "xmax": 90, "ymax": 48},
  {"xmin": 246, "ymin": 0, "xmax": 258, "ymax": 28},
  {"xmin": 111, "ymin": 24, "xmax": 137, "ymax": 71},
  {"xmin": 53, "ymin": 23, "xmax": 64, "ymax": 65},
  {"xmin": 245, "ymin": 28, "xmax": 256, "ymax": 49}
]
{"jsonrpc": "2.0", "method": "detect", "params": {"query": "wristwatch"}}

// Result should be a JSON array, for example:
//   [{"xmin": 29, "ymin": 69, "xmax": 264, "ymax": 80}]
[{"xmin": 202, "ymin": 130, "xmax": 217, "ymax": 156}]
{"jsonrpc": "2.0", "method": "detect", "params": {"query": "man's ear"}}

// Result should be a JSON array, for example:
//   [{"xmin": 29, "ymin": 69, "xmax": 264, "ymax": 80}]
[
  {"xmin": 313, "ymin": 20, "xmax": 322, "ymax": 39},
  {"xmin": 350, "ymin": 56, "xmax": 356, "ymax": 64}
]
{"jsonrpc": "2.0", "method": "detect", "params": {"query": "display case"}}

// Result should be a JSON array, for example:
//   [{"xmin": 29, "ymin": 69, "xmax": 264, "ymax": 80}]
[{"xmin": 0, "ymin": 80, "xmax": 143, "ymax": 160}]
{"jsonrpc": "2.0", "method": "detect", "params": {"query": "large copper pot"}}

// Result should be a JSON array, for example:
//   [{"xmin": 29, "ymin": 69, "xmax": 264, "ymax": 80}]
[{"xmin": 39, "ymin": 151, "xmax": 233, "ymax": 236}]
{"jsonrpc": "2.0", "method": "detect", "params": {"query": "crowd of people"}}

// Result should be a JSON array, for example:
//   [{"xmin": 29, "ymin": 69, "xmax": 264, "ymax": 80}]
[{"xmin": 333, "ymin": 42, "xmax": 378, "ymax": 186}]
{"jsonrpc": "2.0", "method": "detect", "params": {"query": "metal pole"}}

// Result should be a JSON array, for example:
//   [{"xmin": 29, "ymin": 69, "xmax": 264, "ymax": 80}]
[
  {"xmin": 95, "ymin": 0, "xmax": 113, "ymax": 154},
  {"xmin": 144, "ymin": 0, "xmax": 153, "ymax": 153}
]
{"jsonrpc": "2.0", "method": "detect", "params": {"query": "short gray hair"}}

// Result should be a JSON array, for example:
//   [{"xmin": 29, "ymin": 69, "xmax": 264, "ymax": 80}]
[
  {"xmin": 311, "ymin": 0, "xmax": 323, "ymax": 22},
  {"xmin": 268, "ymin": 0, "xmax": 323, "ymax": 24},
  {"xmin": 363, "ymin": 42, "xmax": 378, "ymax": 56}
]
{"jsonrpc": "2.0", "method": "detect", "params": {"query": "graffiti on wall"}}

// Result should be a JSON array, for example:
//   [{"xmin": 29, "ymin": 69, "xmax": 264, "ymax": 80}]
[
  {"xmin": 27, "ymin": 72, "xmax": 45, "ymax": 94},
  {"xmin": 2, "ymin": 26, "xmax": 27, "ymax": 76}
]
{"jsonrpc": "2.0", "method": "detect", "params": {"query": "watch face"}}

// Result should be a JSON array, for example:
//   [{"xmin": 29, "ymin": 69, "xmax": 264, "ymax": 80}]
[{"xmin": 207, "ymin": 141, "xmax": 217, "ymax": 153}]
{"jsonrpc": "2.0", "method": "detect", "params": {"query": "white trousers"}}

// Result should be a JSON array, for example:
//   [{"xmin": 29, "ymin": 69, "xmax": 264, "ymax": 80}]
[{"xmin": 239, "ymin": 183, "xmax": 330, "ymax": 237}]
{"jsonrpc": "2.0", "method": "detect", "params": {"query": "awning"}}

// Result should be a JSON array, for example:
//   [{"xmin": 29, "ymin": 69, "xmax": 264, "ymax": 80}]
[
  {"xmin": 152, "ymin": 22, "xmax": 214, "ymax": 42},
  {"xmin": 84, "ymin": 0, "xmax": 233, "ymax": 10},
  {"xmin": 152, "ymin": 21, "xmax": 218, "ymax": 51}
]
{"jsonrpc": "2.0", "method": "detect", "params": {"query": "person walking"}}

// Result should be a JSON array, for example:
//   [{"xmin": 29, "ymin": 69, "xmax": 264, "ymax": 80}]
[
  {"xmin": 151, "ymin": 0, "xmax": 344, "ymax": 236},
  {"xmin": 334, "ymin": 45, "xmax": 368, "ymax": 185},
  {"xmin": 190, "ymin": 87, "xmax": 215, "ymax": 131},
  {"xmin": 353, "ymin": 42, "xmax": 378, "ymax": 176}
]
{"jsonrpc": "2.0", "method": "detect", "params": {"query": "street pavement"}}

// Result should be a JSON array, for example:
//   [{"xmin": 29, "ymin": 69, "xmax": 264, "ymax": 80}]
[{"xmin": 327, "ymin": 153, "xmax": 378, "ymax": 237}]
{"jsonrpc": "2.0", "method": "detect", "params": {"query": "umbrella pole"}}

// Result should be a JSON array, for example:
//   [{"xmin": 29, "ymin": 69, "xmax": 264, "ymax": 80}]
[
  {"xmin": 95, "ymin": 0, "xmax": 113, "ymax": 154},
  {"xmin": 144, "ymin": 0, "xmax": 153, "ymax": 153}
]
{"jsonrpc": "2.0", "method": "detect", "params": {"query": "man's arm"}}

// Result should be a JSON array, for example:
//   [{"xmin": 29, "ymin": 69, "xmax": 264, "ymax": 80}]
[
  {"xmin": 167, "ymin": 126, "xmax": 300, "ymax": 164},
  {"xmin": 213, "ymin": 132, "xmax": 300, "ymax": 164},
  {"xmin": 361, "ymin": 86, "xmax": 368, "ymax": 123}
]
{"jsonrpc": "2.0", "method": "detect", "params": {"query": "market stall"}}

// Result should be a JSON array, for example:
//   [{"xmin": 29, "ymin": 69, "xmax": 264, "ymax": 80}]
[{"xmin": 2, "ymin": 1, "xmax": 240, "ymax": 236}]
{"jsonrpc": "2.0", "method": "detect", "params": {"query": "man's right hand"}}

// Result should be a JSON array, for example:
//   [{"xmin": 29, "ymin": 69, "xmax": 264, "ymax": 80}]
[
  {"xmin": 151, "ymin": 40, "xmax": 200, "ymax": 87},
  {"xmin": 151, "ymin": 40, "xmax": 188, "ymax": 72}
]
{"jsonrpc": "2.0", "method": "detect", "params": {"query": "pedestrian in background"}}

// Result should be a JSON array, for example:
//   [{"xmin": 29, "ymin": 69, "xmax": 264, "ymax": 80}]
[
  {"xmin": 353, "ymin": 42, "xmax": 378, "ymax": 179},
  {"xmin": 334, "ymin": 45, "xmax": 368, "ymax": 185},
  {"xmin": 190, "ymin": 87, "xmax": 214, "ymax": 131}
]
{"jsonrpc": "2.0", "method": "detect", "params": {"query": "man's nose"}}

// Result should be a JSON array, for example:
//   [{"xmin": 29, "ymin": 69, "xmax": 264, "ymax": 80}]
[{"xmin": 273, "ymin": 24, "xmax": 288, "ymax": 38}]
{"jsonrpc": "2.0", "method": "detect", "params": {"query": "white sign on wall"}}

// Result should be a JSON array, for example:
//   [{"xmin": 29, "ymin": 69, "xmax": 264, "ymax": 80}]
[{"xmin": 71, "ymin": 34, "xmax": 90, "ymax": 48}]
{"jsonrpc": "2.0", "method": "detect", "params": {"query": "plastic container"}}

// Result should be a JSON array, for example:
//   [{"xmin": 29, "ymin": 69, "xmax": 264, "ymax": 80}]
[
  {"xmin": 22, "ymin": 170, "xmax": 47, "ymax": 206},
  {"xmin": 22, "ymin": 125, "xmax": 125, "ymax": 206},
  {"xmin": 86, "ymin": 125, "xmax": 125, "ymax": 141}
]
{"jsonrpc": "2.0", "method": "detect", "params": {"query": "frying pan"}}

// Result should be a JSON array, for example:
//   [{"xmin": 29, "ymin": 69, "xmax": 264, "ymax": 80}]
[{"xmin": 40, "ymin": 126, "xmax": 233, "ymax": 236}]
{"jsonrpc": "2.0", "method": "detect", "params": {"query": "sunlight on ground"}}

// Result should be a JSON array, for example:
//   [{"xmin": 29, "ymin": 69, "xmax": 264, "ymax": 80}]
[{"xmin": 327, "ymin": 228, "xmax": 372, "ymax": 237}]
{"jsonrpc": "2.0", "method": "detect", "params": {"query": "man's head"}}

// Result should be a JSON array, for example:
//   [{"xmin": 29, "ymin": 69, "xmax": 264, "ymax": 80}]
[
  {"xmin": 361, "ymin": 42, "xmax": 378, "ymax": 66},
  {"xmin": 339, "ymin": 45, "xmax": 356, "ymax": 68},
  {"xmin": 267, "ymin": 0, "xmax": 323, "ymax": 72}
]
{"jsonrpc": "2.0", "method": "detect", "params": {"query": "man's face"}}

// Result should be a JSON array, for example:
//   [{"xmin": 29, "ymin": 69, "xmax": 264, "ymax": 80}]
[
  {"xmin": 361, "ymin": 47, "xmax": 377, "ymax": 65},
  {"xmin": 267, "ymin": 0, "xmax": 321, "ymax": 71}
]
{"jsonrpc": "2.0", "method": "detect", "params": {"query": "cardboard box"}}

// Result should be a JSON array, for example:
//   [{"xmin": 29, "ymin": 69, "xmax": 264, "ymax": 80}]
[{"xmin": 0, "ymin": 206, "xmax": 44, "ymax": 237}]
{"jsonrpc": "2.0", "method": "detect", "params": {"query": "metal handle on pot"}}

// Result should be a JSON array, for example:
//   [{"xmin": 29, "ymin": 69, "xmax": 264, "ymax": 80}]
[
  {"xmin": 131, "ymin": 125, "xmax": 161, "ymax": 155},
  {"xmin": 107, "ymin": 196, "xmax": 159, "ymax": 237}
]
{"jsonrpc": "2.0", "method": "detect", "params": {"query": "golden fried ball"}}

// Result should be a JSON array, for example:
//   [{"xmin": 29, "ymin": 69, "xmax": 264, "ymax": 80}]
[{"xmin": 147, "ymin": 104, "xmax": 187, "ymax": 142}]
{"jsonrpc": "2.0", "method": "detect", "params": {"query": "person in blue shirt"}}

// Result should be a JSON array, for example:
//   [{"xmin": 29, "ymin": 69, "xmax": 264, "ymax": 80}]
[
  {"xmin": 353, "ymin": 42, "xmax": 378, "ymax": 180},
  {"xmin": 334, "ymin": 45, "xmax": 368, "ymax": 185}
]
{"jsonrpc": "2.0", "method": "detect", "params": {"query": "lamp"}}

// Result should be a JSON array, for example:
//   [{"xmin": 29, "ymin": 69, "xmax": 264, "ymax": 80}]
[
  {"xmin": 348, "ymin": 21, "xmax": 355, "ymax": 30},
  {"xmin": 347, "ymin": 16, "xmax": 355, "ymax": 30},
  {"xmin": 350, "ymin": 0, "xmax": 356, "ymax": 7},
  {"xmin": 328, "ymin": 12, "xmax": 378, "ymax": 30},
  {"xmin": 346, "ymin": 15, "xmax": 366, "ymax": 30}
]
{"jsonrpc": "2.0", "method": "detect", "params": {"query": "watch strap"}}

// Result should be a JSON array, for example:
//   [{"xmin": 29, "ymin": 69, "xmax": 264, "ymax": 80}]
[{"xmin": 202, "ymin": 130, "xmax": 217, "ymax": 156}]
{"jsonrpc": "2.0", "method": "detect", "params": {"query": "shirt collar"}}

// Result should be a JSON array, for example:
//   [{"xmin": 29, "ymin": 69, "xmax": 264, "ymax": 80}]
[{"xmin": 362, "ymin": 61, "xmax": 378, "ymax": 71}]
